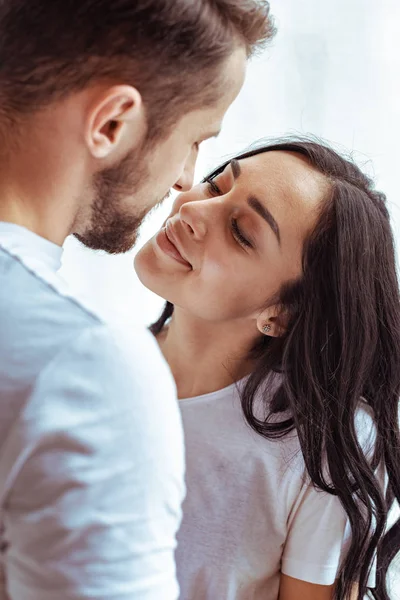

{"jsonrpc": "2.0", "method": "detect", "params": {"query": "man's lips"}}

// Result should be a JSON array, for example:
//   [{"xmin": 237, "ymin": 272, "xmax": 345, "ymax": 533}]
[{"xmin": 155, "ymin": 221, "xmax": 192, "ymax": 268}]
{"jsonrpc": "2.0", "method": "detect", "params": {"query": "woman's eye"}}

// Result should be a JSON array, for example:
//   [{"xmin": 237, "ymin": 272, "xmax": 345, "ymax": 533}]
[
  {"xmin": 205, "ymin": 178, "xmax": 222, "ymax": 196},
  {"xmin": 231, "ymin": 218, "xmax": 252, "ymax": 249},
  {"xmin": 204, "ymin": 178, "xmax": 252, "ymax": 249}
]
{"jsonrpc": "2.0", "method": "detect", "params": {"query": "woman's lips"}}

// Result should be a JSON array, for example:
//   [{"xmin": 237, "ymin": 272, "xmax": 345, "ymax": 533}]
[{"xmin": 155, "ymin": 226, "xmax": 192, "ymax": 268}]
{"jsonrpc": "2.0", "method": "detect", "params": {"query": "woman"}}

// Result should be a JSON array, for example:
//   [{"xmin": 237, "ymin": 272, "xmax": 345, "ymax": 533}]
[{"xmin": 134, "ymin": 139, "xmax": 400, "ymax": 600}]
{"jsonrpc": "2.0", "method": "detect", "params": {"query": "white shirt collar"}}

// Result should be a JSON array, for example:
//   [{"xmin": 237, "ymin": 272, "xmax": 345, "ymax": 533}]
[{"xmin": 0, "ymin": 222, "xmax": 63, "ymax": 272}]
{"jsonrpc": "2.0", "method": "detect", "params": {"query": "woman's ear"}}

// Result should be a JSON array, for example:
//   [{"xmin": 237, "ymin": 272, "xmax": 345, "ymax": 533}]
[{"xmin": 256, "ymin": 305, "xmax": 289, "ymax": 338}]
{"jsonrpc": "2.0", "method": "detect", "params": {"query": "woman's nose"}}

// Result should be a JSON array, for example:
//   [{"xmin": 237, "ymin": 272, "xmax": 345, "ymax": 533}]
[{"xmin": 179, "ymin": 201, "xmax": 207, "ymax": 240}]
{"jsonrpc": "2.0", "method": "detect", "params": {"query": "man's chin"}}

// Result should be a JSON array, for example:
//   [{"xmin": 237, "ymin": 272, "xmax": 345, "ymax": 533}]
[
  {"xmin": 73, "ymin": 229, "xmax": 139, "ymax": 255},
  {"xmin": 71, "ymin": 191, "xmax": 168, "ymax": 255}
]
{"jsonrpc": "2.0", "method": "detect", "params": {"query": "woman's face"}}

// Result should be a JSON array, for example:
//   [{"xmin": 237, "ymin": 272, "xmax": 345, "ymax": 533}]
[{"xmin": 135, "ymin": 151, "xmax": 327, "ymax": 323}]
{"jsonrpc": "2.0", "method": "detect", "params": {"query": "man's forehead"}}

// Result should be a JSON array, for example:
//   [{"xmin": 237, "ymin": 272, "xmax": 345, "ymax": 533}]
[
  {"xmin": 198, "ymin": 108, "xmax": 226, "ymax": 138},
  {"xmin": 182, "ymin": 108, "xmax": 222, "ymax": 139}
]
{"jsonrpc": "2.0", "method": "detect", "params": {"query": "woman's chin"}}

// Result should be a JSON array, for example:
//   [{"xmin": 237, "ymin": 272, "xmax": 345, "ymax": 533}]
[
  {"xmin": 134, "ymin": 249, "xmax": 153, "ymax": 287},
  {"xmin": 134, "ymin": 250, "xmax": 168, "ymax": 299}
]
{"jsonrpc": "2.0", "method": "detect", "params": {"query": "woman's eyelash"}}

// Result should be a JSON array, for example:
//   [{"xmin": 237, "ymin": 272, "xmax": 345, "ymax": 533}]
[
  {"xmin": 205, "ymin": 178, "xmax": 221, "ymax": 195},
  {"xmin": 231, "ymin": 219, "xmax": 252, "ymax": 248},
  {"xmin": 205, "ymin": 178, "xmax": 252, "ymax": 249}
]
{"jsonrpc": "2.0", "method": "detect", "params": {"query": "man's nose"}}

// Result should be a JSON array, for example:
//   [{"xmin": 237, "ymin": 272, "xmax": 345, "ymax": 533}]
[{"xmin": 173, "ymin": 148, "xmax": 198, "ymax": 192}]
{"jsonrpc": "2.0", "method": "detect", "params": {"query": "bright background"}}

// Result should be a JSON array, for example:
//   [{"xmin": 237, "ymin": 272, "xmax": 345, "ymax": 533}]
[
  {"xmin": 61, "ymin": 0, "xmax": 400, "ymax": 330},
  {"xmin": 60, "ymin": 1, "xmax": 400, "ymax": 594}
]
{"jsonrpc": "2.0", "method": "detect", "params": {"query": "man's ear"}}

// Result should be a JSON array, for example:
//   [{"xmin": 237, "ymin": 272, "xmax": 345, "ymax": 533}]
[
  {"xmin": 256, "ymin": 304, "xmax": 290, "ymax": 338},
  {"xmin": 85, "ymin": 85, "xmax": 145, "ymax": 159}
]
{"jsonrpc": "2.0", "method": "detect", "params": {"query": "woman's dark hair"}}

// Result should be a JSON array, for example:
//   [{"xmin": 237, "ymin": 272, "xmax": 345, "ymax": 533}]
[{"xmin": 151, "ymin": 138, "xmax": 400, "ymax": 600}]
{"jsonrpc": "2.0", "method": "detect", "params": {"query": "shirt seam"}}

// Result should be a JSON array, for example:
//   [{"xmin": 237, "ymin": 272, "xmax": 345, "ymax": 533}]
[
  {"xmin": 0, "ymin": 245, "xmax": 103, "ymax": 326},
  {"xmin": 282, "ymin": 555, "xmax": 340, "ymax": 572}
]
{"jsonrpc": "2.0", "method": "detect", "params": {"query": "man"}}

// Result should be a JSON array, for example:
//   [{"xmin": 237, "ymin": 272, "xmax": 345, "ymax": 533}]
[{"xmin": 0, "ymin": 1, "xmax": 275, "ymax": 598}]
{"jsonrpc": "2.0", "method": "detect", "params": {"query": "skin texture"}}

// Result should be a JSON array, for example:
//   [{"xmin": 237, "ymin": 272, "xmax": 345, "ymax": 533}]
[
  {"xmin": 278, "ymin": 575, "xmax": 335, "ymax": 600},
  {"xmin": 0, "ymin": 47, "xmax": 246, "ymax": 252},
  {"xmin": 279, "ymin": 576, "xmax": 358, "ymax": 600},
  {"xmin": 135, "ymin": 151, "xmax": 328, "ymax": 397},
  {"xmin": 136, "ymin": 151, "xmax": 327, "ymax": 323}
]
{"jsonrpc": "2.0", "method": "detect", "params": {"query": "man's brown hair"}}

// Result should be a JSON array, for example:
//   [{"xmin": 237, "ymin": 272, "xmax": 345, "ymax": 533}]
[{"xmin": 0, "ymin": 0, "xmax": 276, "ymax": 138}]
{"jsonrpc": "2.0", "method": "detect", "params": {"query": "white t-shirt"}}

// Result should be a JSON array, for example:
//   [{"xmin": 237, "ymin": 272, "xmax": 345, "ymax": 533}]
[
  {"xmin": 176, "ymin": 374, "xmax": 377, "ymax": 600},
  {"xmin": 0, "ymin": 223, "xmax": 185, "ymax": 600}
]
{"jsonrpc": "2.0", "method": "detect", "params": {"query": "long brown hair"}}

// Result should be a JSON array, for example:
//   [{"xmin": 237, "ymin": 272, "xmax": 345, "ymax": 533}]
[{"xmin": 152, "ymin": 138, "xmax": 400, "ymax": 600}]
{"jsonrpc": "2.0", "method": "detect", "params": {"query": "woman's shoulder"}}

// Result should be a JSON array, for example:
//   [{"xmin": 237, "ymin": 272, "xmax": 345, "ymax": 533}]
[{"xmin": 180, "ymin": 371, "xmax": 303, "ymax": 470}]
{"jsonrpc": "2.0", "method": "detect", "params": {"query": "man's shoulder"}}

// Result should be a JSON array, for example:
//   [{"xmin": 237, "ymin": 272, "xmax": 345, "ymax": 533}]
[
  {"xmin": 0, "ymin": 243, "xmax": 102, "ymax": 335},
  {"xmin": 0, "ymin": 247, "xmax": 182, "ymax": 504},
  {"xmin": 65, "ymin": 318, "xmax": 172, "ymax": 386},
  {"xmin": 28, "ymin": 321, "xmax": 176, "ymax": 421},
  {"xmin": 0, "ymin": 245, "xmax": 174, "ymax": 401}
]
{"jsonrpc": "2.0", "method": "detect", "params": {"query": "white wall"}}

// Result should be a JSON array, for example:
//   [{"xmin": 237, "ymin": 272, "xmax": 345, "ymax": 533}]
[{"xmin": 61, "ymin": 0, "xmax": 400, "ymax": 330}]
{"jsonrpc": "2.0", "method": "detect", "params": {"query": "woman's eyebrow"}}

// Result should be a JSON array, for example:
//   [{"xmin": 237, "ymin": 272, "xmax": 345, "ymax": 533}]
[
  {"xmin": 230, "ymin": 159, "xmax": 241, "ymax": 180},
  {"xmin": 229, "ymin": 159, "xmax": 281, "ymax": 245},
  {"xmin": 248, "ymin": 196, "xmax": 281, "ymax": 245}
]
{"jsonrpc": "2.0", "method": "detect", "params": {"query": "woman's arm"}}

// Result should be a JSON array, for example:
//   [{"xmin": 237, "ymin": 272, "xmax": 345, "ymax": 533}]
[
  {"xmin": 279, "ymin": 575, "xmax": 359, "ymax": 600},
  {"xmin": 279, "ymin": 574, "xmax": 335, "ymax": 600}
]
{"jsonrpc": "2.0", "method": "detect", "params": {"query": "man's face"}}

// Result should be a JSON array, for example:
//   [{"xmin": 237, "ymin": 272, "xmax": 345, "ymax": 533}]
[{"xmin": 74, "ymin": 47, "xmax": 247, "ymax": 254}]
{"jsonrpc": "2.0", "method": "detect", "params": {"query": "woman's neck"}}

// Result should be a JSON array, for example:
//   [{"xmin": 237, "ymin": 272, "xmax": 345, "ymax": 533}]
[{"xmin": 156, "ymin": 310, "xmax": 258, "ymax": 399}]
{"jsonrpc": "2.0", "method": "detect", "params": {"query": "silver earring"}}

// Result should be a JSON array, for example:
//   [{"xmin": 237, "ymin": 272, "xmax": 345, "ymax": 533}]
[{"xmin": 262, "ymin": 324, "xmax": 271, "ymax": 334}]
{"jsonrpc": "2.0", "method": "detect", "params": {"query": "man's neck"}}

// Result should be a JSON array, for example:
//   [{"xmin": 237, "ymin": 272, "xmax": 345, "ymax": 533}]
[
  {"xmin": 0, "ymin": 198, "xmax": 67, "ymax": 247},
  {"xmin": 0, "ymin": 157, "xmax": 84, "ymax": 247},
  {"xmin": 156, "ymin": 309, "xmax": 257, "ymax": 399}
]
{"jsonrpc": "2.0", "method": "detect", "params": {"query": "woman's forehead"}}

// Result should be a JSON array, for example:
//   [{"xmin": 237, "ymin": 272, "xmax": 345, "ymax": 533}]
[{"xmin": 231, "ymin": 151, "xmax": 328, "ymax": 211}]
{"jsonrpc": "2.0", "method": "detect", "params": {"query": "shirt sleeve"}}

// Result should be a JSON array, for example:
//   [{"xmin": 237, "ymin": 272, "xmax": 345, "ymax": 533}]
[
  {"xmin": 282, "ymin": 405, "xmax": 379, "ymax": 587},
  {"xmin": 2, "ymin": 323, "xmax": 185, "ymax": 600},
  {"xmin": 281, "ymin": 480, "xmax": 349, "ymax": 586}
]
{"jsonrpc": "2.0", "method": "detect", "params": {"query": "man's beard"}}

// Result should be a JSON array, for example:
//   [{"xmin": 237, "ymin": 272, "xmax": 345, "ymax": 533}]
[{"xmin": 74, "ymin": 149, "xmax": 166, "ymax": 254}]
